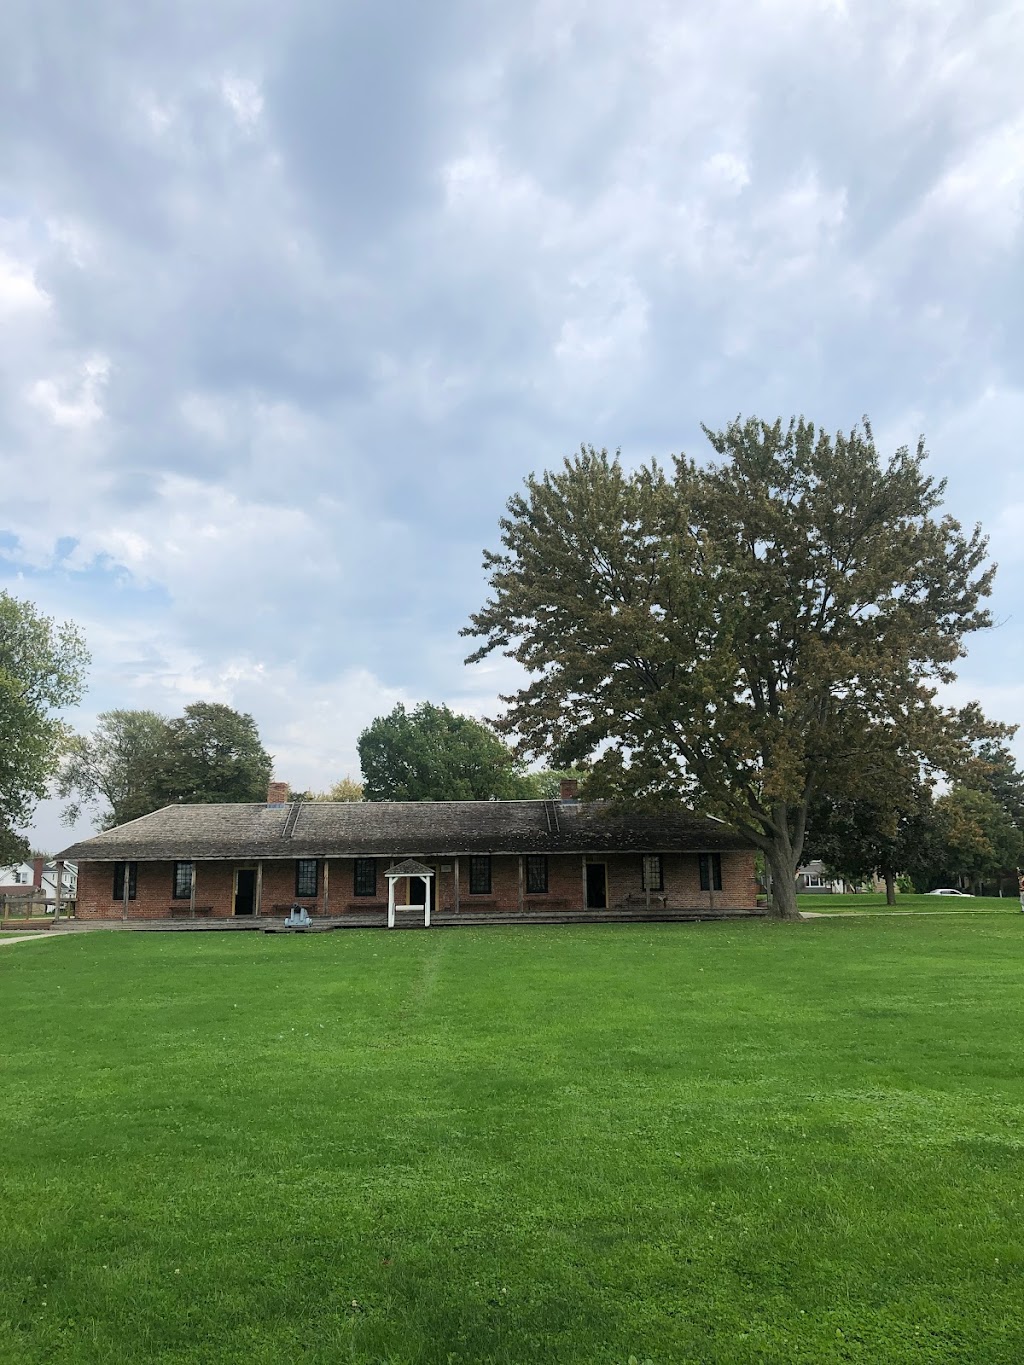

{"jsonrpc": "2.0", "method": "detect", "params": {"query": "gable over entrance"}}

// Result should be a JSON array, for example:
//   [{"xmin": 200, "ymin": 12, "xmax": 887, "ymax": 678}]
[{"xmin": 384, "ymin": 859, "xmax": 435, "ymax": 928}]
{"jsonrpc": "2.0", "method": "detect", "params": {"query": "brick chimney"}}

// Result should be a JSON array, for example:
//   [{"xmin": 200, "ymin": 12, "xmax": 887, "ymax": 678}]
[
  {"xmin": 267, "ymin": 781, "xmax": 289, "ymax": 806},
  {"xmin": 559, "ymin": 778, "xmax": 579, "ymax": 802},
  {"xmin": 32, "ymin": 857, "xmax": 44, "ymax": 888}
]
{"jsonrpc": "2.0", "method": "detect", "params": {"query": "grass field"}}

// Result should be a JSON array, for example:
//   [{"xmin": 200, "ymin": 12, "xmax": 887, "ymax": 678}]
[
  {"xmin": 797, "ymin": 892, "xmax": 1022, "ymax": 914},
  {"xmin": 3, "ymin": 918, "xmax": 1024, "ymax": 1364}
]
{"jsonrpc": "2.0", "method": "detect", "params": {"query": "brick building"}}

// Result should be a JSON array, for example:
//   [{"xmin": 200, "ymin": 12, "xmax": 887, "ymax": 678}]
[{"xmin": 59, "ymin": 781, "xmax": 759, "ymax": 926}]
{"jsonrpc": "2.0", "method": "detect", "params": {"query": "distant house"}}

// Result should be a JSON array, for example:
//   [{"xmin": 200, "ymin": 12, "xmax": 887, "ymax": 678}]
[
  {"xmin": 795, "ymin": 860, "xmax": 845, "ymax": 894},
  {"xmin": 42, "ymin": 859, "xmax": 78, "ymax": 900},
  {"xmin": 0, "ymin": 860, "xmax": 37, "ymax": 896},
  {"xmin": 795, "ymin": 859, "xmax": 884, "ymax": 895},
  {"xmin": 59, "ymin": 781, "xmax": 760, "ymax": 926},
  {"xmin": 0, "ymin": 858, "xmax": 77, "ymax": 907}
]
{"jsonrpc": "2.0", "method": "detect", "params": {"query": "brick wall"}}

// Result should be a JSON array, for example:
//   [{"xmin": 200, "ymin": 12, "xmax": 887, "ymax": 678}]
[
  {"xmin": 259, "ymin": 859, "xmax": 319, "ymax": 915},
  {"xmin": 75, "ymin": 848, "xmax": 757, "ymax": 920},
  {"xmin": 75, "ymin": 860, "xmax": 218, "ymax": 920}
]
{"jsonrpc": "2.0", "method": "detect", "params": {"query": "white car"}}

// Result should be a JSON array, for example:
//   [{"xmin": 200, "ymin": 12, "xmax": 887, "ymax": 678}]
[{"xmin": 926, "ymin": 888, "xmax": 974, "ymax": 896}]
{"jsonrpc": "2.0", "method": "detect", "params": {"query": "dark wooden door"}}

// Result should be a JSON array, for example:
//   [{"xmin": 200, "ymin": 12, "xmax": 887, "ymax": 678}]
[
  {"xmin": 234, "ymin": 869, "xmax": 256, "ymax": 916},
  {"xmin": 585, "ymin": 863, "xmax": 607, "ymax": 909}
]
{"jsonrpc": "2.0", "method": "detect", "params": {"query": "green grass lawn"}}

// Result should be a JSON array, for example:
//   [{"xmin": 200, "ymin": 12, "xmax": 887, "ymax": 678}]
[
  {"xmin": 798, "ymin": 893, "xmax": 1022, "ymax": 914},
  {"xmin": 3, "ymin": 920, "xmax": 1024, "ymax": 1364}
]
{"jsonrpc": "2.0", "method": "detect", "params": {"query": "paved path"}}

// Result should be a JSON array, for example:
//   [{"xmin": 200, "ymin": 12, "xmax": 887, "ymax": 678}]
[
  {"xmin": 0, "ymin": 932, "xmax": 60, "ymax": 947},
  {"xmin": 800, "ymin": 908, "xmax": 1022, "ymax": 919}
]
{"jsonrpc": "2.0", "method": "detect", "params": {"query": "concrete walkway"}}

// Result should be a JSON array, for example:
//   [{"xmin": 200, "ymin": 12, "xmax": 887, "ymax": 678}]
[
  {"xmin": 800, "ymin": 908, "xmax": 1023, "ymax": 919},
  {"xmin": 0, "ymin": 932, "xmax": 61, "ymax": 947}
]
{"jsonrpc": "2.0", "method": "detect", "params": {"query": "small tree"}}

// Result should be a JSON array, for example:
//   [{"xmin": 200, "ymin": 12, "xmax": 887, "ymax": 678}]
[
  {"xmin": 518, "ymin": 768, "xmax": 590, "ymax": 799},
  {"xmin": 0, "ymin": 592, "xmax": 89, "ymax": 861},
  {"xmin": 358, "ymin": 702, "xmax": 531, "ymax": 801},
  {"xmin": 465, "ymin": 420, "xmax": 996, "ymax": 919},
  {"xmin": 290, "ymin": 778, "xmax": 364, "ymax": 802},
  {"xmin": 58, "ymin": 709, "xmax": 171, "ymax": 829}
]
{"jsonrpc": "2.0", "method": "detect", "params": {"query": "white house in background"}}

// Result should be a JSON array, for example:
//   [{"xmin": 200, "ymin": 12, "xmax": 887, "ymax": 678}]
[
  {"xmin": 0, "ymin": 860, "xmax": 36, "ymax": 891},
  {"xmin": 43, "ymin": 860, "xmax": 78, "ymax": 898},
  {"xmin": 0, "ymin": 858, "xmax": 78, "ymax": 899},
  {"xmin": 795, "ymin": 859, "xmax": 846, "ymax": 894},
  {"xmin": 796, "ymin": 859, "xmax": 885, "ymax": 895}
]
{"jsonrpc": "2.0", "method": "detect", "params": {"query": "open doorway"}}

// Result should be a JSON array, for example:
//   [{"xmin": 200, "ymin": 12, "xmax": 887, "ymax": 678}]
[
  {"xmin": 585, "ymin": 863, "xmax": 607, "ymax": 909},
  {"xmin": 234, "ymin": 868, "xmax": 256, "ymax": 916},
  {"xmin": 406, "ymin": 874, "xmax": 435, "ymax": 914}
]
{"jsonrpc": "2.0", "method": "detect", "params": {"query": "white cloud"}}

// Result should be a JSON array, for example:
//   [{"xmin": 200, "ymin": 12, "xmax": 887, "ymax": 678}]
[
  {"xmin": 26, "ymin": 354, "xmax": 110, "ymax": 428},
  {"xmin": 924, "ymin": 114, "xmax": 1024, "ymax": 247},
  {"xmin": 554, "ymin": 272, "xmax": 649, "ymax": 387},
  {"xmin": 701, "ymin": 152, "xmax": 751, "ymax": 195},
  {"xmin": 220, "ymin": 74, "xmax": 264, "ymax": 130},
  {"xmin": 63, "ymin": 471, "xmax": 340, "ymax": 606},
  {"xmin": 0, "ymin": 251, "xmax": 51, "ymax": 315},
  {"xmin": 989, "ymin": 500, "xmax": 1024, "ymax": 566}
]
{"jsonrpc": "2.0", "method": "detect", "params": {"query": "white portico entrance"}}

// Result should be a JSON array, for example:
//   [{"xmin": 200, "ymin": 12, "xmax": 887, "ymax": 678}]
[{"xmin": 384, "ymin": 858, "xmax": 435, "ymax": 928}]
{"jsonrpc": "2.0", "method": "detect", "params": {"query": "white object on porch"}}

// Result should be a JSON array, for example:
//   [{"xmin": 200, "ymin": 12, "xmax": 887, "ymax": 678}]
[{"xmin": 384, "ymin": 859, "xmax": 435, "ymax": 928}]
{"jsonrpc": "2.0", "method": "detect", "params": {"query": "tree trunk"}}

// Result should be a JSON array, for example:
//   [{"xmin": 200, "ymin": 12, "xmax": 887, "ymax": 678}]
[
  {"xmin": 766, "ymin": 840, "xmax": 802, "ymax": 921},
  {"xmin": 884, "ymin": 868, "xmax": 896, "ymax": 906}
]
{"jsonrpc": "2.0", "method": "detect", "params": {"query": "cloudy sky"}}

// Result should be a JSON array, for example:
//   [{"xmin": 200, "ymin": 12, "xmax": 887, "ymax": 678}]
[{"xmin": 2, "ymin": 0, "xmax": 1022, "ymax": 848}]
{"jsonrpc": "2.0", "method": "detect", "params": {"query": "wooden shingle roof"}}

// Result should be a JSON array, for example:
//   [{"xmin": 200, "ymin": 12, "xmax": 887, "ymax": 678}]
[{"xmin": 58, "ymin": 799, "xmax": 751, "ymax": 862}]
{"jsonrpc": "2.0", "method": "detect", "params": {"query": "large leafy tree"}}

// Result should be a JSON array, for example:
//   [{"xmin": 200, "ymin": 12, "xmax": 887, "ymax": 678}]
[
  {"xmin": 358, "ymin": 702, "xmax": 531, "ymax": 801},
  {"xmin": 155, "ymin": 702, "xmax": 273, "ymax": 806},
  {"xmin": 58, "ymin": 709, "xmax": 171, "ymax": 829},
  {"xmin": 0, "ymin": 592, "xmax": 89, "ymax": 862},
  {"xmin": 464, "ymin": 419, "xmax": 997, "ymax": 919}
]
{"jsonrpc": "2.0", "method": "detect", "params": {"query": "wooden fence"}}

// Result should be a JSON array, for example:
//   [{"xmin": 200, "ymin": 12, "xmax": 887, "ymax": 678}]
[{"xmin": 0, "ymin": 892, "xmax": 75, "ymax": 925}]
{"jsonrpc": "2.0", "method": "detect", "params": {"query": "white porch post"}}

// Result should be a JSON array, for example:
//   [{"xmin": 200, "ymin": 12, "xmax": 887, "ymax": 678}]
[
  {"xmin": 121, "ymin": 861, "xmax": 129, "ymax": 921},
  {"xmin": 388, "ymin": 877, "xmax": 396, "ymax": 928},
  {"xmin": 424, "ymin": 873, "xmax": 431, "ymax": 929},
  {"xmin": 189, "ymin": 862, "xmax": 197, "ymax": 919},
  {"xmin": 54, "ymin": 860, "xmax": 64, "ymax": 922},
  {"xmin": 255, "ymin": 861, "xmax": 263, "ymax": 917},
  {"xmin": 322, "ymin": 859, "xmax": 330, "ymax": 918}
]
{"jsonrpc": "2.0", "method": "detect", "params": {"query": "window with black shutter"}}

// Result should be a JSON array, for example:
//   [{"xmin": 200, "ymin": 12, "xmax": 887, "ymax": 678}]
[
  {"xmin": 698, "ymin": 852, "xmax": 723, "ymax": 892},
  {"xmin": 112, "ymin": 861, "xmax": 137, "ymax": 900},
  {"xmin": 469, "ymin": 856, "xmax": 491, "ymax": 894},
  {"xmin": 642, "ymin": 854, "xmax": 663, "ymax": 892},
  {"xmin": 353, "ymin": 859, "xmax": 377, "ymax": 897},
  {"xmin": 525, "ymin": 855, "xmax": 548, "ymax": 894},
  {"xmin": 295, "ymin": 859, "xmax": 318, "ymax": 898}
]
